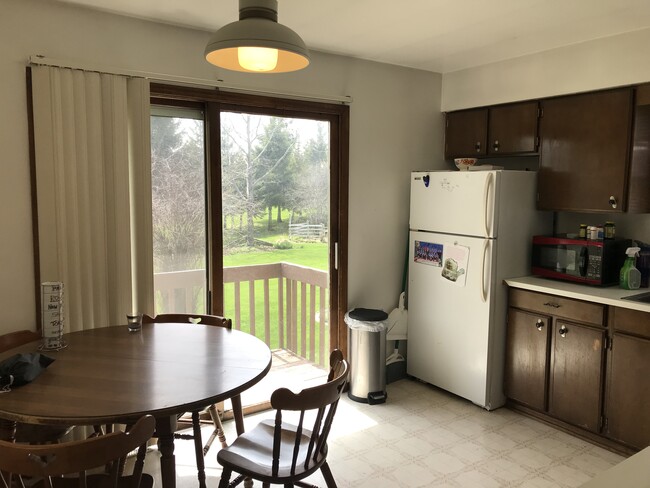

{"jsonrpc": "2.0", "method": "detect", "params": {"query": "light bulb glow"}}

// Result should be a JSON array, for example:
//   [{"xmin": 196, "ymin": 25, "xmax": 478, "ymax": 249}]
[{"xmin": 237, "ymin": 47, "xmax": 279, "ymax": 72}]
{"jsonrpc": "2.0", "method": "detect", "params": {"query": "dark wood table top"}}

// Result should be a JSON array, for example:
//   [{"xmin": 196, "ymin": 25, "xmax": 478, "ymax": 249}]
[{"xmin": 0, "ymin": 323, "xmax": 272, "ymax": 426}]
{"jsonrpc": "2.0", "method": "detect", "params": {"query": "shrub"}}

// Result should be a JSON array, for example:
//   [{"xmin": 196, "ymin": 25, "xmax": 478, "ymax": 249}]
[{"xmin": 274, "ymin": 239, "xmax": 293, "ymax": 250}]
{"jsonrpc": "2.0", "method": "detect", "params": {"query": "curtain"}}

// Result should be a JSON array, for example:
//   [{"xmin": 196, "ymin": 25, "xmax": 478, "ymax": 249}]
[{"xmin": 31, "ymin": 66, "xmax": 154, "ymax": 331}]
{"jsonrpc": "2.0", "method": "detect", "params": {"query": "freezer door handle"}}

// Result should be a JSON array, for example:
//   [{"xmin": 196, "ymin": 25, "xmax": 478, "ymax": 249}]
[
  {"xmin": 480, "ymin": 240, "xmax": 490, "ymax": 303},
  {"xmin": 483, "ymin": 172, "xmax": 494, "ymax": 237}
]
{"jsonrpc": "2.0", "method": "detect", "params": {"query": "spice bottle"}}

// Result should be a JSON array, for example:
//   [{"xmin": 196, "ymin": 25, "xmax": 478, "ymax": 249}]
[
  {"xmin": 604, "ymin": 221, "xmax": 615, "ymax": 239},
  {"xmin": 579, "ymin": 224, "xmax": 587, "ymax": 238}
]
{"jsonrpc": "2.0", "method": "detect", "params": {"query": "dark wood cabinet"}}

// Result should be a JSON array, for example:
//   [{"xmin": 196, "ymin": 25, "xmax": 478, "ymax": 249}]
[
  {"xmin": 488, "ymin": 101, "xmax": 539, "ymax": 155},
  {"xmin": 504, "ymin": 308, "xmax": 549, "ymax": 411},
  {"xmin": 445, "ymin": 102, "xmax": 539, "ymax": 159},
  {"xmin": 444, "ymin": 108, "xmax": 488, "ymax": 158},
  {"xmin": 537, "ymin": 88, "xmax": 634, "ymax": 212},
  {"xmin": 605, "ymin": 307, "xmax": 650, "ymax": 450},
  {"xmin": 548, "ymin": 320, "xmax": 605, "ymax": 433},
  {"xmin": 507, "ymin": 288, "xmax": 650, "ymax": 452}
]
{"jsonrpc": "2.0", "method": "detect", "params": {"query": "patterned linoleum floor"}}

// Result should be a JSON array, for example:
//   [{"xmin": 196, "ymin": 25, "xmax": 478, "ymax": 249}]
[{"xmin": 141, "ymin": 378, "xmax": 624, "ymax": 488}]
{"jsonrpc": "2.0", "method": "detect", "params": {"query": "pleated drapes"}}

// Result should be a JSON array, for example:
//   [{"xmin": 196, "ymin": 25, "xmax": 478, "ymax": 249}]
[{"xmin": 31, "ymin": 66, "xmax": 154, "ymax": 331}]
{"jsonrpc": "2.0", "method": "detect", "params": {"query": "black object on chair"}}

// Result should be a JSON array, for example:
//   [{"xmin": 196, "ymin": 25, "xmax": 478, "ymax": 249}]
[
  {"xmin": 0, "ymin": 330, "xmax": 73, "ymax": 444},
  {"xmin": 217, "ymin": 349, "xmax": 349, "ymax": 488}
]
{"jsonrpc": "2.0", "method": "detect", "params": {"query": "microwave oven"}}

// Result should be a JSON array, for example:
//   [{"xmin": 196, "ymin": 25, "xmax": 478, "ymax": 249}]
[{"xmin": 531, "ymin": 235, "xmax": 628, "ymax": 286}]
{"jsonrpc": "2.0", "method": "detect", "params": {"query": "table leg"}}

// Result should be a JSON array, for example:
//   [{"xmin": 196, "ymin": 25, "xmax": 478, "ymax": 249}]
[
  {"xmin": 156, "ymin": 415, "xmax": 177, "ymax": 488},
  {"xmin": 0, "ymin": 419, "xmax": 16, "ymax": 442},
  {"xmin": 230, "ymin": 396, "xmax": 253, "ymax": 488},
  {"xmin": 231, "ymin": 394, "xmax": 245, "ymax": 436}
]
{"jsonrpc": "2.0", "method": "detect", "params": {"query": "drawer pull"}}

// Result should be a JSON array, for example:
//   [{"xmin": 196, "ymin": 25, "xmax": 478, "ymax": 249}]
[
  {"xmin": 559, "ymin": 325, "xmax": 568, "ymax": 337},
  {"xmin": 535, "ymin": 319, "xmax": 544, "ymax": 331},
  {"xmin": 544, "ymin": 302, "xmax": 561, "ymax": 308}
]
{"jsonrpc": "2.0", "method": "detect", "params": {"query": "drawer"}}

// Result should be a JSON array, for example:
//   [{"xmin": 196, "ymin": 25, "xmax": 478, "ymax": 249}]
[
  {"xmin": 509, "ymin": 288, "xmax": 605, "ymax": 327},
  {"xmin": 609, "ymin": 306, "xmax": 650, "ymax": 338}
]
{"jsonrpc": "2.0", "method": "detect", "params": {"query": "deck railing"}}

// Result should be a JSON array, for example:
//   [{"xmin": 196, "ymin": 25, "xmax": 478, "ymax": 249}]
[{"xmin": 154, "ymin": 263, "xmax": 329, "ymax": 367}]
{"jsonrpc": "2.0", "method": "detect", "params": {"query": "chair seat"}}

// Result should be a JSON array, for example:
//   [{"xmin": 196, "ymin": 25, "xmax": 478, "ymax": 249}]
[{"xmin": 217, "ymin": 419, "xmax": 327, "ymax": 481}]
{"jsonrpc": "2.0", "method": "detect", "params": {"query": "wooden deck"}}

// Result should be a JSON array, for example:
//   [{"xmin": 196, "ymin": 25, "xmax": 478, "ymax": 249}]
[{"xmin": 224, "ymin": 348, "xmax": 328, "ymax": 417}]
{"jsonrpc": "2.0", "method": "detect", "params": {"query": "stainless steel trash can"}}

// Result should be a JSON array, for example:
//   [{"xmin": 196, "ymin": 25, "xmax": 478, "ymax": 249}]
[{"xmin": 345, "ymin": 308, "xmax": 387, "ymax": 404}]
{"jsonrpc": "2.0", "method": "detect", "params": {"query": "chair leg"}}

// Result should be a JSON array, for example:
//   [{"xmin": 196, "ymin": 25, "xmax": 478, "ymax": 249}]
[
  {"xmin": 218, "ymin": 468, "xmax": 232, "ymax": 488},
  {"xmin": 320, "ymin": 462, "xmax": 338, "ymax": 488},
  {"xmin": 191, "ymin": 412, "xmax": 207, "ymax": 488},
  {"xmin": 204, "ymin": 404, "xmax": 228, "ymax": 455}
]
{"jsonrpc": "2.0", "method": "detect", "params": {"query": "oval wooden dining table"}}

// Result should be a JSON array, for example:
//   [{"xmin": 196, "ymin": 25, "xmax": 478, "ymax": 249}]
[{"xmin": 0, "ymin": 323, "xmax": 272, "ymax": 488}]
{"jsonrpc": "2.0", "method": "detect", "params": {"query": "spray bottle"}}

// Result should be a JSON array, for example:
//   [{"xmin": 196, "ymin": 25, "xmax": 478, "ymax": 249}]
[{"xmin": 620, "ymin": 247, "xmax": 641, "ymax": 290}]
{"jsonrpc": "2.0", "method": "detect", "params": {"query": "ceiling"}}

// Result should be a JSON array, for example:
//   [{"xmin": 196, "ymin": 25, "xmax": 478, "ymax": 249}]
[{"xmin": 54, "ymin": 0, "xmax": 650, "ymax": 73}]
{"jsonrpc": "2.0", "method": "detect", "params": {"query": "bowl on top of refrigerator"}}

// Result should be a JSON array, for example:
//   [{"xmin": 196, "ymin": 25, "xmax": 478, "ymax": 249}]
[{"xmin": 454, "ymin": 158, "xmax": 478, "ymax": 170}]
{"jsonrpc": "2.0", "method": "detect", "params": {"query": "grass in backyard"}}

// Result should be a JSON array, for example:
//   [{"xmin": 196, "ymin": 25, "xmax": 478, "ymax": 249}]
[{"xmin": 223, "ymin": 242, "xmax": 328, "ymax": 270}]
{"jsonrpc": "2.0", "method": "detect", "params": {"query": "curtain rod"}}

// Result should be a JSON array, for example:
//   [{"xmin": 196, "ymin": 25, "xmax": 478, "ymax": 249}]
[{"xmin": 28, "ymin": 55, "xmax": 353, "ymax": 105}]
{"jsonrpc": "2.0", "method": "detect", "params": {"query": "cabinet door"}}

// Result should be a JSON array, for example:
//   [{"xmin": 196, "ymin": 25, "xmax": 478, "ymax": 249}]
[
  {"xmin": 538, "ymin": 88, "xmax": 633, "ymax": 212},
  {"xmin": 488, "ymin": 101, "xmax": 539, "ymax": 155},
  {"xmin": 504, "ymin": 308, "xmax": 550, "ymax": 411},
  {"xmin": 445, "ymin": 108, "xmax": 488, "ymax": 158},
  {"xmin": 605, "ymin": 333, "xmax": 650, "ymax": 450},
  {"xmin": 548, "ymin": 320, "xmax": 605, "ymax": 432}
]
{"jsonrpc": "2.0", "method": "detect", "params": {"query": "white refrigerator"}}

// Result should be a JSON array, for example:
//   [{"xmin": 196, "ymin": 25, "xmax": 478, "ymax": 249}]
[{"xmin": 407, "ymin": 170, "xmax": 550, "ymax": 410}]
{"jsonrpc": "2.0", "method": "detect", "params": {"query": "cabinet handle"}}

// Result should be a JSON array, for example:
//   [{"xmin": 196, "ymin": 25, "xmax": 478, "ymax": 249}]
[
  {"xmin": 475, "ymin": 141, "xmax": 481, "ymax": 152},
  {"xmin": 543, "ymin": 302, "xmax": 561, "ymax": 308},
  {"xmin": 609, "ymin": 195, "xmax": 617, "ymax": 209},
  {"xmin": 535, "ymin": 319, "xmax": 544, "ymax": 331},
  {"xmin": 559, "ymin": 325, "xmax": 568, "ymax": 338},
  {"xmin": 493, "ymin": 140, "xmax": 499, "ymax": 151}
]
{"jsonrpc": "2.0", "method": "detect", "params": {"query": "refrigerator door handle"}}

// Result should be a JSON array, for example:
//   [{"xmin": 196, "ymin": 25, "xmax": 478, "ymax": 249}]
[
  {"xmin": 483, "ymin": 172, "xmax": 494, "ymax": 237},
  {"xmin": 480, "ymin": 240, "xmax": 490, "ymax": 303}
]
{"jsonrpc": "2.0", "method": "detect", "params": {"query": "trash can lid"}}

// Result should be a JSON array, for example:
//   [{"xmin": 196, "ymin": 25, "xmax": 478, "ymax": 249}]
[{"xmin": 348, "ymin": 308, "xmax": 388, "ymax": 321}]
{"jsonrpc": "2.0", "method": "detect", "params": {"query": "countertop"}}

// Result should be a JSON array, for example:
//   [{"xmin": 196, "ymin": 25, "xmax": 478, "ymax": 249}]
[
  {"xmin": 505, "ymin": 276, "xmax": 650, "ymax": 313},
  {"xmin": 579, "ymin": 446, "xmax": 650, "ymax": 487}
]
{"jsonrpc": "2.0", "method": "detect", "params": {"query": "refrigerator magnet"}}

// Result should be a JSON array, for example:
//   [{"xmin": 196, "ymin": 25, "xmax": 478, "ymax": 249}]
[
  {"xmin": 414, "ymin": 241, "xmax": 442, "ymax": 267},
  {"xmin": 441, "ymin": 244, "xmax": 469, "ymax": 286}
]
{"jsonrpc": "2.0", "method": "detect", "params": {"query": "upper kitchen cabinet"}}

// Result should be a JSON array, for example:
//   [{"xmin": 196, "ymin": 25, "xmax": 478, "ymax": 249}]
[
  {"xmin": 444, "ymin": 101, "xmax": 539, "ymax": 159},
  {"xmin": 445, "ymin": 108, "xmax": 488, "ymax": 158},
  {"xmin": 627, "ymin": 83, "xmax": 650, "ymax": 212},
  {"xmin": 537, "ymin": 88, "xmax": 634, "ymax": 213}
]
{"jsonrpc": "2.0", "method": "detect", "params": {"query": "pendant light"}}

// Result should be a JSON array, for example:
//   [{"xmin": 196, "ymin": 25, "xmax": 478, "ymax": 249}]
[{"xmin": 205, "ymin": 0, "xmax": 310, "ymax": 73}]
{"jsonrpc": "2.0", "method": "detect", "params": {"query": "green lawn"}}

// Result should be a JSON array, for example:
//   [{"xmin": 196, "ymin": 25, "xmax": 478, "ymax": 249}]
[
  {"xmin": 222, "ymin": 216, "xmax": 329, "ymax": 364},
  {"xmin": 223, "ymin": 242, "xmax": 328, "ymax": 270}
]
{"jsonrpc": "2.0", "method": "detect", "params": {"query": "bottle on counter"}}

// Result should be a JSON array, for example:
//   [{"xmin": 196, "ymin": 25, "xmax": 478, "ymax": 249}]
[
  {"xmin": 588, "ymin": 226, "xmax": 599, "ymax": 240},
  {"xmin": 604, "ymin": 221, "xmax": 616, "ymax": 239},
  {"xmin": 579, "ymin": 224, "xmax": 587, "ymax": 239},
  {"xmin": 596, "ymin": 226, "xmax": 604, "ymax": 240},
  {"xmin": 620, "ymin": 247, "xmax": 642, "ymax": 290}
]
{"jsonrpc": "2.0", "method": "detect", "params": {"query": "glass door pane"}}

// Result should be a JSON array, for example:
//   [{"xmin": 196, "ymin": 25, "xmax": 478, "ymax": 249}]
[
  {"xmin": 150, "ymin": 106, "xmax": 207, "ymax": 314},
  {"xmin": 220, "ymin": 111, "xmax": 331, "ymax": 407}
]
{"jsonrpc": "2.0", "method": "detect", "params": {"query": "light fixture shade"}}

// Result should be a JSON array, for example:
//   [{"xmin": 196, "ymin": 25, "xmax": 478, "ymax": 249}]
[{"xmin": 205, "ymin": 0, "xmax": 310, "ymax": 73}]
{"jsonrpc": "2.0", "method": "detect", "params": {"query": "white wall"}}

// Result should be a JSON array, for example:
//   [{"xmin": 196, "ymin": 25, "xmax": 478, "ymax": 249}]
[
  {"xmin": 0, "ymin": 0, "xmax": 443, "ymax": 334},
  {"xmin": 442, "ymin": 27, "xmax": 650, "ymax": 111},
  {"xmin": 441, "ymin": 28, "xmax": 650, "ymax": 245}
]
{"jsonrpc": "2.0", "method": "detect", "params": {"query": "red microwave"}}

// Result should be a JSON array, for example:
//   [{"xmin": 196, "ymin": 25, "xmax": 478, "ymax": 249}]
[{"xmin": 531, "ymin": 235, "xmax": 628, "ymax": 286}]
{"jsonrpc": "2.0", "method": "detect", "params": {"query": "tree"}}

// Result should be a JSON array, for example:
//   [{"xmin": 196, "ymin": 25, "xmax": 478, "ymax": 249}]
[
  {"xmin": 150, "ymin": 116, "xmax": 205, "ymax": 272},
  {"xmin": 292, "ymin": 124, "xmax": 329, "ymax": 226},
  {"xmin": 254, "ymin": 117, "xmax": 298, "ymax": 229}
]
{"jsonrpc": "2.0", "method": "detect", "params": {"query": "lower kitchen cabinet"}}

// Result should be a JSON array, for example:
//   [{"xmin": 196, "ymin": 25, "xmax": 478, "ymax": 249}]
[
  {"xmin": 605, "ymin": 307, "xmax": 650, "ymax": 450},
  {"xmin": 504, "ymin": 308, "xmax": 549, "ymax": 411},
  {"xmin": 548, "ymin": 320, "xmax": 605, "ymax": 433}
]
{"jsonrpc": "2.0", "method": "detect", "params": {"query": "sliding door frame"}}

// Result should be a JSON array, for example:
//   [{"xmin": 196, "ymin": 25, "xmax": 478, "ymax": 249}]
[{"xmin": 150, "ymin": 84, "xmax": 350, "ymax": 355}]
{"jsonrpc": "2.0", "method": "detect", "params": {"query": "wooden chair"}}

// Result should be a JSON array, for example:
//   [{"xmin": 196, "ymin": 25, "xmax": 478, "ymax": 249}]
[
  {"xmin": 142, "ymin": 313, "xmax": 232, "ymax": 486},
  {"xmin": 0, "ymin": 414, "xmax": 155, "ymax": 488},
  {"xmin": 217, "ymin": 349, "xmax": 349, "ymax": 488},
  {"xmin": 0, "ymin": 330, "xmax": 73, "ymax": 443}
]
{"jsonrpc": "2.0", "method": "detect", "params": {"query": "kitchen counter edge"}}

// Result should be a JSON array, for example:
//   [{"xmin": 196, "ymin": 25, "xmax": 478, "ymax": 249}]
[{"xmin": 505, "ymin": 276, "xmax": 650, "ymax": 313}]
